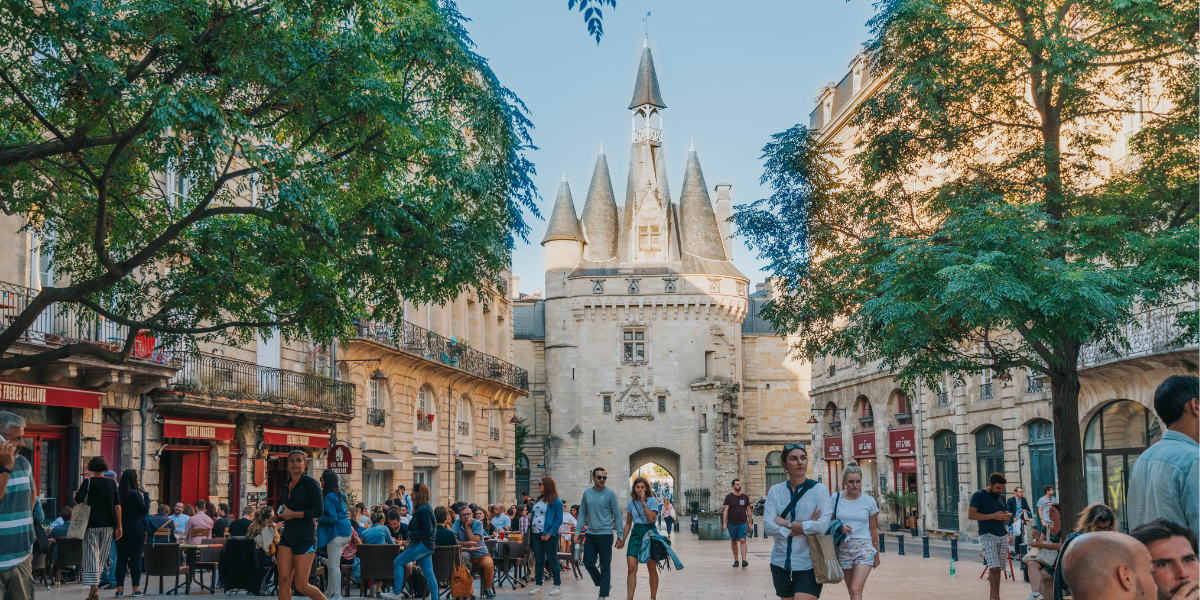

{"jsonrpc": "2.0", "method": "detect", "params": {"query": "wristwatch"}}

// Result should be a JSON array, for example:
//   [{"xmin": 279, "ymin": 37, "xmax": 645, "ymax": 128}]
[{"xmin": 0, "ymin": 466, "xmax": 11, "ymax": 475}]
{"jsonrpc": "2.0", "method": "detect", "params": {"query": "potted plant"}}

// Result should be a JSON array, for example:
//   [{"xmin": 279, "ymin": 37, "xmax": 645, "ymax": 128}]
[{"xmin": 882, "ymin": 492, "xmax": 904, "ymax": 531}]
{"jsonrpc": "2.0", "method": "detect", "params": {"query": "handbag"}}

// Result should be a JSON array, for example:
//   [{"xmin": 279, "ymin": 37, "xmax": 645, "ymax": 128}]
[
  {"xmin": 808, "ymin": 533, "xmax": 845, "ymax": 584},
  {"xmin": 67, "ymin": 478, "xmax": 92, "ymax": 540},
  {"xmin": 1022, "ymin": 547, "xmax": 1059, "ymax": 567},
  {"xmin": 450, "ymin": 554, "xmax": 474, "ymax": 598}
]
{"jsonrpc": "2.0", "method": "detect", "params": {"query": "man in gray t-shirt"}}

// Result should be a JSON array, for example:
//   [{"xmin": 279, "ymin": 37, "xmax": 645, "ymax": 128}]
[{"xmin": 1036, "ymin": 485, "xmax": 1056, "ymax": 531}]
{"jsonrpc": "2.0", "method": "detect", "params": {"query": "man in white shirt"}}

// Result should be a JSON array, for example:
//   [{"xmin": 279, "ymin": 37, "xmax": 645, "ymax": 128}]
[
  {"xmin": 764, "ymin": 443, "xmax": 833, "ymax": 600},
  {"xmin": 1037, "ymin": 486, "xmax": 1057, "ymax": 532}
]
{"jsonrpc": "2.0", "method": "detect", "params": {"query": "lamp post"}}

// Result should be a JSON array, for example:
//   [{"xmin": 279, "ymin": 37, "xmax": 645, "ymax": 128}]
[{"xmin": 335, "ymin": 358, "xmax": 388, "ymax": 381}]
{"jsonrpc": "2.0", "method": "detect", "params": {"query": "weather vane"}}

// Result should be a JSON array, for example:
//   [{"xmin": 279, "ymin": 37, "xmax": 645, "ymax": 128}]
[{"xmin": 643, "ymin": 10, "xmax": 651, "ymax": 38}]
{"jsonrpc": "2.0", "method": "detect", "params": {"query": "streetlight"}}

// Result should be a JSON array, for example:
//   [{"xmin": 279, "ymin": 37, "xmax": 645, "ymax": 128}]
[{"xmin": 336, "ymin": 358, "xmax": 388, "ymax": 381}]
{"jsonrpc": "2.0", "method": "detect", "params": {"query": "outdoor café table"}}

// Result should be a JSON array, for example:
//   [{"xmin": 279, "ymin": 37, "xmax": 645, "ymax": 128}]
[
  {"xmin": 173, "ymin": 543, "xmax": 224, "ymax": 594},
  {"xmin": 488, "ymin": 539, "xmax": 526, "ymax": 589}
]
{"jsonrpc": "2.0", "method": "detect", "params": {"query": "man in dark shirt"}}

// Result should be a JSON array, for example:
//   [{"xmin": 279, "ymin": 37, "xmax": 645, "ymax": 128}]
[
  {"xmin": 722, "ymin": 479, "xmax": 752, "ymax": 568},
  {"xmin": 387, "ymin": 509, "xmax": 408, "ymax": 542},
  {"xmin": 212, "ymin": 503, "xmax": 232, "ymax": 537},
  {"xmin": 969, "ymin": 472, "xmax": 1012, "ymax": 600},
  {"xmin": 1006, "ymin": 486, "xmax": 1033, "ymax": 556},
  {"xmin": 227, "ymin": 506, "xmax": 254, "ymax": 537},
  {"xmin": 149, "ymin": 504, "xmax": 177, "ymax": 542},
  {"xmin": 433, "ymin": 507, "xmax": 458, "ymax": 546}
]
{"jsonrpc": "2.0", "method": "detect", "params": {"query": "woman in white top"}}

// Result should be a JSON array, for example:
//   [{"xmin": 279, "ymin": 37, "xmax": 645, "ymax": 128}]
[{"xmin": 831, "ymin": 464, "xmax": 880, "ymax": 600}]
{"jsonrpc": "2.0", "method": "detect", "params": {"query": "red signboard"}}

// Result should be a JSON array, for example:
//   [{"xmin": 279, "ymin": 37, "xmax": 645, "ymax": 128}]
[
  {"xmin": 0, "ymin": 379, "xmax": 102, "ymax": 409},
  {"xmin": 163, "ymin": 416, "xmax": 235, "ymax": 440},
  {"xmin": 894, "ymin": 457, "xmax": 917, "ymax": 473},
  {"xmin": 853, "ymin": 432, "xmax": 876, "ymax": 458},
  {"xmin": 263, "ymin": 426, "xmax": 329, "ymax": 448},
  {"xmin": 328, "ymin": 443, "xmax": 352, "ymax": 475},
  {"xmin": 889, "ymin": 428, "xmax": 916, "ymax": 457},
  {"xmin": 823, "ymin": 435, "xmax": 843, "ymax": 460}
]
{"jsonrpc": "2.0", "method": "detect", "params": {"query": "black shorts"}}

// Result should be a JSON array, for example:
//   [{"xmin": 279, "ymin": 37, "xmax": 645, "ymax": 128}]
[{"xmin": 770, "ymin": 564, "xmax": 822, "ymax": 598}]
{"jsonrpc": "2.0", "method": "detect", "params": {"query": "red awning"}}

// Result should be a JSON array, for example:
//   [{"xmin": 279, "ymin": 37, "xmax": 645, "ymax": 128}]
[
  {"xmin": 263, "ymin": 427, "xmax": 329, "ymax": 448},
  {"xmin": 163, "ymin": 416, "xmax": 236, "ymax": 441},
  {"xmin": 0, "ymin": 379, "xmax": 102, "ymax": 409}
]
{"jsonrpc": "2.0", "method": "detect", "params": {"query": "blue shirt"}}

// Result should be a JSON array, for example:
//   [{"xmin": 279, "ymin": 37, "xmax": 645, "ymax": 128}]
[
  {"xmin": 1126, "ymin": 430, "xmax": 1199, "ymax": 532},
  {"xmin": 578, "ymin": 487, "xmax": 624, "ymax": 540},
  {"xmin": 169, "ymin": 513, "xmax": 189, "ymax": 533},
  {"xmin": 360, "ymin": 524, "xmax": 394, "ymax": 545},
  {"xmin": 451, "ymin": 519, "xmax": 489, "ymax": 558},
  {"xmin": 625, "ymin": 497, "xmax": 659, "ymax": 525},
  {"xmin": 491, "ymin": 514, "xmax": 511, "ymax": 530}
]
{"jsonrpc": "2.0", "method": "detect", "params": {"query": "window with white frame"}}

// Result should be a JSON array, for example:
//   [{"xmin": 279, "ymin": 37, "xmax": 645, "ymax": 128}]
[
  {"xmin": 457, "ymin": 397, "xmax": 470, "ymax": 436},
  {"xmin": 638, "ymin": 225, "xmax": 661, "ymax": 251},
  {"xmin": 418, "ymin": 386, "xmax": 428, "ymax": 413},
  {"xmin": 35, "ymin": 234, "xmax": 53, "ymax": 288},
  {"xmin": 622, "ymin": 330, "xmax": 646, "ymax": 363},
  {"xmin": 166, "ymin": 163, "xmax": 189, "ymax": 208},
  {"xmin": 369, "ymin": 380, "xmax": 381, "ymax": 411}
]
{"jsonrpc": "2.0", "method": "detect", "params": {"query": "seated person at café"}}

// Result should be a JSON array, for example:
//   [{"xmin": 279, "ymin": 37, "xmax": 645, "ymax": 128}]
[
  {"xmin": 490, "ymin": 504, "xmax": 512, "ymax": 532},
  {"xmin": 453, "ymin": 505, "xmax": 495, "ymax": 598},
  {"xmin": 149, "ymin": 504, "xmax": 178, "ymax": 542},
  {"xmin": 227, "ymin": 506, "xmax": 255, "ymax": 537},
  {"xmin": 360, "ymin": 512, "xmax": 395, "ymax": 545},
  {"xmin": 387, "ymin": 509, "xmax": 408, "ymax": 542},
  {"xmin": 434, "ymin": 506, "xmax": 459, "ymax": 546},
  {"xmin": 184, "ymin": 498, "xmax": 215, "ymax": 543},
  {"xmin": 168, "ymin": 502, "xmax": 189, "ymax": 535},
  {"xmin": 475, "ymin": 507, "xmax": 495, "ymax": 536},
  {"xmin": 396, "ymin": 505, "xmax": 411, "ymax": 526},
  {"xmin": 245, "ymin": 507, "xmax": 279, "ymax": 556}
]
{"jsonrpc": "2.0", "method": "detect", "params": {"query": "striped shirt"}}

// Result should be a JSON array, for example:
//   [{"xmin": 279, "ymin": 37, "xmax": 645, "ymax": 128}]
[{"xmin": 0, "ymin": 456, "xmax": 34, "ymax": 570}]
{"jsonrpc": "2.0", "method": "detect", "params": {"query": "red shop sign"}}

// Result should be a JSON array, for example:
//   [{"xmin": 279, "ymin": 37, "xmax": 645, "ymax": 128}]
[
  {"xmin": 163, "ymin": 416, "xmax": 235, "ymax": 440},
  {"xmin": 263, "ymin": 427, "xmax": 329, "ymax": 448},
  {"xmin": 823, "ymin": 435, "xmax": 843, "ymax": 460},
  {"xmin": 0, "ymin": 379, "xmax": 102, "ymax": 410},
  {"xmin": 853, "ymin": 432, "xmax": 876, "ymax": 458},
  {"xmin": 894, "ymin": 457, "xmax": 917, "ymax": 473},
  {"xmin": 328, "ymin": 442, "xmax": 352, "ymax": 475},
  {"xmin": 889, "ymin": 428, "xmax": 916, "ymax": 457}
]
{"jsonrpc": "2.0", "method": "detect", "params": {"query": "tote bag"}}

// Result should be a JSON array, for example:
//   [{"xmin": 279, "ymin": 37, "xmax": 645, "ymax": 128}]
[
  {"xmin": 807, "ymin": 533, "xmax": 845, "ymax": 584},
  {"xmin": 67, "ymin": 479, "xmax": 92, "ymax": 539}
]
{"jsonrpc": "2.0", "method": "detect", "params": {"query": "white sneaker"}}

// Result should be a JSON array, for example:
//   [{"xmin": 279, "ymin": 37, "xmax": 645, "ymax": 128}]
[
  {"xmin": 548, "ymin": 588, "xmax": 560, "ymax": 596},
  {"xmin": 529, "ymin": 586, "xmax": 542, "ymax": 595}
]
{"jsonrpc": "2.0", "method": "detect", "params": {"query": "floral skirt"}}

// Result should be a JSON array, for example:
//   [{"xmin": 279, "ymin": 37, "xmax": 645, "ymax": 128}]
[{"xmin": 836, "ymin": 537, "xmax": 876, "ymax": 570}]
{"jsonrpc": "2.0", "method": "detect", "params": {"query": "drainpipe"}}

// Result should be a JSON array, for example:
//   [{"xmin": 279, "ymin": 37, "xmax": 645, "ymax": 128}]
[
  {"xmin": 139, "ymin": 393, "xmax": 150, "ymax": 490},
  {"xmin": 447, "ymin": 374, "xmax": 468, "ymax": 503},
  {"xmin": 914, "ymin": 378, "xmax": 927, "ymax": 534}
]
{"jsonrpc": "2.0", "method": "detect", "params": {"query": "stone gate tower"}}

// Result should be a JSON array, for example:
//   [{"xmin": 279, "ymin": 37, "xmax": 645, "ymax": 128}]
[{"xmin": 539, "ymin": 39, "xmax": 751, "ymax": 505}]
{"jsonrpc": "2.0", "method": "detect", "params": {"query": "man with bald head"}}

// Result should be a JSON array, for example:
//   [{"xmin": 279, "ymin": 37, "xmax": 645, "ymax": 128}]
[{"xmin": 1062, "ymin": 531, "xmax": 1159, "ymax": 600}]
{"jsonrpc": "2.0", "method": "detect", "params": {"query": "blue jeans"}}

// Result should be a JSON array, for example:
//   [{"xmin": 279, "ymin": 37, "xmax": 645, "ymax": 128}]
[
  {"xmin": 582, "ymin": 534, "xmax": 613, "ymax": 597},
  {"xmin": 530, "ymin": 533, "xmax": 560, "ymax": 586},
  {"xmin": 393, "ymin": 543, "xmax": 437, "ymax": 599},
  {"xmin": 100, "ymin": 536, "xmax": 118, "ymax": 585}
]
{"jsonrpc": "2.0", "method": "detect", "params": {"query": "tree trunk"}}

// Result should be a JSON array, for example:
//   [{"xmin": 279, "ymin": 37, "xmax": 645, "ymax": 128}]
[{"xmin": 1049, "ymin": 366, "xmax": 1085, "ymax": 537}]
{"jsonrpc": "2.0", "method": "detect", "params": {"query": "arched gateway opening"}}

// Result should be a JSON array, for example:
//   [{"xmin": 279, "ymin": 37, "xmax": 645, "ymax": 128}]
[{"xmin": 628, "ymin": 447, "xmax": 680, "ymax": 506}]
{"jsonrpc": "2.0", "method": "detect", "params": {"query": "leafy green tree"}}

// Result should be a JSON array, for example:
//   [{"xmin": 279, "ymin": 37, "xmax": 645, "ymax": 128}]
[
  {"xmin": 0, "ymin": 0, "xmax": 538, "ymax": 370},
  {"xmin": 568, "ymin": 0, "xmax": 617, "ymax": 43},
  {"xmin": 735, "ymin": 0, "xmax": 1196, "ymax": 531}
]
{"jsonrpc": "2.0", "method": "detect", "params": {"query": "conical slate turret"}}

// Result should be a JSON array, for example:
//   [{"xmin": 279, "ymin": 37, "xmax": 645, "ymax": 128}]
[
  {"xmin": 581, "ymin": 150, "xmax": 619, "ymax": 261},
  {"xmin": 678, "ymin": 150, "xmax": 726, "ymax": 261},
  {"xmin": 628, "ymin": 45, "xmax": 666, "ymax": 110},
  {"xmin": 540, "ymin": 177, "xmax": 583, "ymax": 245}
]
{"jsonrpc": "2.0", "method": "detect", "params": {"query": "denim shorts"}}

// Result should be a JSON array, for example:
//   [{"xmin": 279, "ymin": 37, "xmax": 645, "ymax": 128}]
[{"xmin": 728, "ymin": 523, "xmax": 748, "ymax": 540}]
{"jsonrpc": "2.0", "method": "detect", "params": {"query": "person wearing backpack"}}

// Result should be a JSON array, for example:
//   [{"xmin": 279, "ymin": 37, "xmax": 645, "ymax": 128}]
[
  {"xmin": 830, "ymin": 464, "xmax": 879, "ymax": 600},
  {"xmin": 618, "ymin": 477, "xmax": 660, "ymax": 600},
  {"xmin": 764, "ymin": 443, "xmax": 833, "ymax": 600}
]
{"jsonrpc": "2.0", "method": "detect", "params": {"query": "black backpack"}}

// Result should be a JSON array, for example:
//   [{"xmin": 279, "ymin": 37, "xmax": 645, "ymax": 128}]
[{"xmin": 649, "ymin": 536, "xmax": 670, "ymax": 563}]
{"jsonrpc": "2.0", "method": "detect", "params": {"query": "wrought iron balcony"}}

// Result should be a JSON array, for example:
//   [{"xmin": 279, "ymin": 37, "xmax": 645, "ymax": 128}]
[
  {"xmin": 980, "ymin": 382, "xmax": 994, "ymax": 400},
  {"xmin": 0, "ymin": 280, "xmax": 175, "ymax": 365},
  {"xmin": 859, "ymin": 416, "xmax": 874, "ymax": 428},
  {"xmin": 1027, "ymin": 376, "xmax": 1045, "ymax": 394},
  {"xmin": 162, "ymin": 350, "xmax": 354, "ymax": 418},
  {"xmin": 456, "ymin": 421, "xmax": 470, "ymax": 436},
  {"xmin": 354, "ymin": 318, "xmax": 529, "ymax": 391},
  {"xmin": 417, "ymin": 418, "xmax": 433, "ymax": 432},
  {"xmin": 894, "ymin": 412, "xmax": 912, "ymax": 425},
  {"xmin": 1078, "ymin": 301, "xmax": 1197, "ymax": 369},
  {"xmin": 366, "ymin": 407, "xmax": 386, "ymax": 426},
  {"xmin": 937, "ymin": 392, "xmax": 949, "ymax": 407},
  {"xmin": 489, "ymin": 427, "xmax": 500, "ymax": 441}
]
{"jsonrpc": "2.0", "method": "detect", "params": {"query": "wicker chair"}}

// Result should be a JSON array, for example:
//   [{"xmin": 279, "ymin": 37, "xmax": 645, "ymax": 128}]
[
  {"xmin": 557, "ymin": 537, "xmax": 582, "ymax": 581},
  {"xmin": 31, "ymin": 551, "xmax": 52, "ymax": 589},
  {"xmin": 356, "ymin": 544, "xmax": 401, "ymax": 597},
  {"xmin": 53, "ymin": 537, "xmax": 83, "ymax": 586},
  {"xmin": 143, "ymin": 543, "xmax": 188, "ymax": 595},
  {"xmin": 431, "ymin": 546, "xmax": 460, "ymax": 599},
  {"xmin": 153, "ymin": 522, "xmax": 175, "ymax": 543},
  {"xmin": 191, "ymin": 539, "xmax": 225, "ymax": 592}
]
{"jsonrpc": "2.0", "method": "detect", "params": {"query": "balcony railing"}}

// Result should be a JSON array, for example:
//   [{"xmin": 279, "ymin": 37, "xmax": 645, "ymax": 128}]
[
  {"xmin": 354, "ymin": 318, "xmax": 529, "ymax": 391},
  {"xmin": 164, "ymin": 351, "xmax": 354, "ymax": 417},
  {"xmin": 0, "ymin": 280, "xmax": 176, "ymax": 365},
  {"xmin": 1027, "ymin": 376, "xmax": 1045, "ymax": 394},
  {"xmin": 457, "ymin": 421, "xmax": 470, "ymax": 436},
  {"xmin": 417, "ymin": 418, "xmax": 433, "ymax": 432},
  {"xmin": 937, "ymin": 392, "xmax": 949, "ymax": 407},
  {"xmin": 489, "ymin": 427, "xmax": 500, "ymax": 441},
  {"xmin": 366, "ymin": 407, "xmax": 386, "ymax": 426},
  {"xmin": 859, "ymin": 417, "xmax": 874, "ymax": 428},
  {"xmin": 980, "ymin": 382, "xmax": 994, "ymax": 400},
  {"xmin": 1078, "ymin": 301, "xmax": 1197, "ymax": 369},
  {"xmin": 894, "ymin": 412, "xmax": 912, "ymax": 425}
]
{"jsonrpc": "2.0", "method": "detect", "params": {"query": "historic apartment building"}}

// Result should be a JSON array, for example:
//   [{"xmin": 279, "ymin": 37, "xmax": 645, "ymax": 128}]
[
  {"xmin": 511, "ymin": 40, "xmax": 812, "ymax": 510},
  {"xmin": 0, "ymin": 172, "xmax": 525, "ymax": 519},
  {"xmin": 805, "ymin": 53, "xmax": 1197, "ymax": 540}
]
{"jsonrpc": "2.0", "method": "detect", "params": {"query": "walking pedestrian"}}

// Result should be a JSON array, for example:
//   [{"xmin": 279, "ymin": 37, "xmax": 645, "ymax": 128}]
[
  {"xmin": 385, "ymin": 483, "xmax": 437, "ymax": 600},
  {"xmin": 619, "ymin": 476, "xmax": 660, "ymax": 600},
  {"xmin": 1008, "ymin": 487, "xmax": 1033, "ymax": 557},
  {"xmin": 529, "ymin": 476, "xmax": 564, "ymax": 596},
  {"xmin": 723, "ymin": 479, "xmax": 752, "ymax": 567},
  {"xmin": 1130, "ymin": 518, "xmax": 1199, "ymax": 600},
  {"xmin": 318, "ymin": 470, "xmax": 353, "ymax": 600},
  {"xmin": 833, "ymin": 464, "xmax": 879, "ymax": 600},
  {"xmin": 763, "ymin": 443, "xmax": 832, "ymax": 600},
  {"xmin": 75, "ymin": 456, "xmax": 121, "ymax": 600},
  {"xmin": 1051, "ymin": 503, "xmax": 1116, "ymax": 600},
  {"xmin": 114, "ymin": 469, "xmax": 149, "ymax": 597},
  {"xmin": 274, "ymin": 450, "xmax": 328, "ymax": 600},
  {"xmin": 1127, "ymin": 375, "xmax": 1199, "ymax": 533},
  {"xmin": 969, "ymin": 472, "xmax": 1012, "ymax": 600},
  {"xmin": 1026, "ymin": 503, "xmax": 1064, "ymax": 600},
  {"xmin": 661, "ymin": 499, "xmax": 675, "ymax": 539},
  {"xmin": 0, "ymin": 412, "xmax": 35, "ymax": 600},
  {"xmin": 576, "ymin": 467, "xmax": 624, "ymax": 600}
]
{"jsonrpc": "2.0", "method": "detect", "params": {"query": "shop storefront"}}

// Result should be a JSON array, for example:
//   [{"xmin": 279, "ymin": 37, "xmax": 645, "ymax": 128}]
[
  {"xmin": 262, "ymin": 426, "xmax": 330, "ymax": 506},
  {"xmin": 488, "ymin": 460, "xmax": 512, "ymax": 505},
  {"xmin": 823, "ymin": 435, "xmax": 844, "ymax": 492},
  {"xmin": 888, "ymin": 428, "xmax": 918, "ymax": 529},
  {"xmin": 0, "ymin": 380, "xmax": 103, "ymax": 520},
  {"xmin": 852, "ymin": 431, "xmax": 877, "ymax": 494},
  {"xmin": 362, "ymin": 450, "xmax": 404, "ymax": 506},
  {"xmin": 159, "ymin": 416, "xmax": 235, "ymax": 508}
]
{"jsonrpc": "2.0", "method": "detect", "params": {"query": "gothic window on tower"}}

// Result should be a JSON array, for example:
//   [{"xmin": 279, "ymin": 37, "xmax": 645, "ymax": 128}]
[
  {"xmin": 603, "ymin": 395, "xmax": 612, "ymax": 413},
  {"xmin": 622, "ymin": 330, "xmax": 646, "ymax": 363},
  {"xmin": 663, "ymin": 278, "xmax": 677, "ymax": 293},
  {"xmin": 592, "ymin": 279, "xmax": 604, "ymax": 294},
  {"xmin": 638, "ymin": 225, "xmax": 661, "ymax": 251},
  {"xmin": 627, "ymin": 279, "xmax": 640, "ymax": 294}
]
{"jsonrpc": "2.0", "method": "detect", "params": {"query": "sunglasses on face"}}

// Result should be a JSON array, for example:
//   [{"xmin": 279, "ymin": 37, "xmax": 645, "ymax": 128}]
[{"xmin": 594, "ymin": 476, "xmax": 607, "ymax": 480}]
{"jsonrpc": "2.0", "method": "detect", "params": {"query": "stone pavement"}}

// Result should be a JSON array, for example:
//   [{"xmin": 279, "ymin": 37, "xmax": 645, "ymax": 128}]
[{"xmin": 30, "ymin": 533, "xmax": 1033, "ymax": 600}]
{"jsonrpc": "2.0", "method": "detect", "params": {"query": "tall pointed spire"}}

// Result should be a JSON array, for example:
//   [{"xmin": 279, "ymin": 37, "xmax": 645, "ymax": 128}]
[
  {"xmin": 581, "ymin": 149, "xmax": 619, "ymax": 261},
  {"xmin": 628, "ymin": 44, "xmax": 666, "ymax": 110},
  {"xmin": 540, "ymin": 178, "xmax": 583, "ymax": 245},
  {"xmin": 678, "ymin": 149, "xmax": 726, "ymax": 261}
]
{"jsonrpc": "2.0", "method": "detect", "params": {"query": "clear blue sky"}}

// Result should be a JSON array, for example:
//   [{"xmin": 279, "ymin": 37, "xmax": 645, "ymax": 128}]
[{"xmin": 456, "ymin": 0, "xmax": 878, "ymax": 294}]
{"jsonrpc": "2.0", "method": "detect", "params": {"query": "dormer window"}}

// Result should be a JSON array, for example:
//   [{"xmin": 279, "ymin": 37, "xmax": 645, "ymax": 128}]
[{"xmin": 638, "ymin": 225, "xmax": 661, "ymax": 251}]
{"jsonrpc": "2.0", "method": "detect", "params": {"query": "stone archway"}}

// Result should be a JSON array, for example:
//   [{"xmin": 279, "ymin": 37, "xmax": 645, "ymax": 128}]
[{"xmin": 628, "ymin": 447, "xmax": 681, "ymax": 505}]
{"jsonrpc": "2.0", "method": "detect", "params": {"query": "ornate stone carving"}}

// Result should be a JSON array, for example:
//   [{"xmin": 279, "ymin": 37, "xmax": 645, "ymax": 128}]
[{"xmin": 614, "ymin": 373, "xmax": 655, "ymax": 421}]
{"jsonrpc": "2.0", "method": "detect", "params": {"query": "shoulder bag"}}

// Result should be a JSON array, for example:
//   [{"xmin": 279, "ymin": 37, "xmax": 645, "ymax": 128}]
[
  {"xmin": 67, "ymin": 478, "xmax": 92, "ymax": 539},
  {"xmin": 450, "ymin": 550, "xmax": 474, "ymax": 598},
  {"xmin": 826, "ymin": 492, "xmax": 846, "ymax": 550},
  {"xmin": 804, "ymin": 486, "xmax": 844, "ymax": 585}
]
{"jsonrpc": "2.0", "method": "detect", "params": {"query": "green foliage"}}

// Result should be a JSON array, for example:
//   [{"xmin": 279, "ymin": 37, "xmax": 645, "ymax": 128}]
[
  {"xmin": 514, "ymin": 419, "xmax": 528, "ymax": 459},
  {"xmin": 567, "ymin": 0, "xmax": 617, "ymax": 44},
  {"xmin": 735, "ymin": 0, "xmax": 1196, "ymax": 530},
  {"xmin": 653, "ymin": 464, "xmax": 669, "ymax": 478},
  {"xmin": 0, "ymin": 0, "xmax": 538, "ymax": 368}
]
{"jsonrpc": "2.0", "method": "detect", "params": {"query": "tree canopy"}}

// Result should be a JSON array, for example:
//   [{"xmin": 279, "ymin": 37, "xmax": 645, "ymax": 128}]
[
  {"xmin": 0, "ymin": 0, "xmax": 538, "ymax": 369},
  {"xmin": 735, "ymin": 0, "xmax": 1196, "ymax": 531}
]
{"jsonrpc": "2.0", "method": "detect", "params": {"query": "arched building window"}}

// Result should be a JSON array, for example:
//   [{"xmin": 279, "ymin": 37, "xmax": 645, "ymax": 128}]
[
  {"xmin": 857, "ymin": 396, "xmax": 874, "ymax": 429},
  {"xmin": 1085, "ymin": 400, "xmax": 1162, "ymax": 532},
  {"xmin": 416, "ymin": 385, "xmax": 434, "ymax": 432},
  {"xmin": 975, "ymin": 425, "xmax": 1005, "ymax": 488}
]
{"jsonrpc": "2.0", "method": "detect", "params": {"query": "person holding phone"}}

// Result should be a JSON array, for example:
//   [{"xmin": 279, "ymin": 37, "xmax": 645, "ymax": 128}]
[
  {"xmin": 274, "ymin": 450, "xmax": 327, "ymax": 600},
  {"xmin": 619, "ymin": 476, "xmax": 660, "ymax": 600}
]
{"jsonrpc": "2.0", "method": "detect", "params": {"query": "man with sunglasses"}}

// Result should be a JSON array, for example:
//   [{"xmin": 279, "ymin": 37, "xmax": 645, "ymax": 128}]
[
  {"xmin": 576, "ymin": 468, "xmax": 624, "ymax": 600},
  {"xmin": 764, "ymin": 443, "xmax": 833, "ymax": 600}
]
